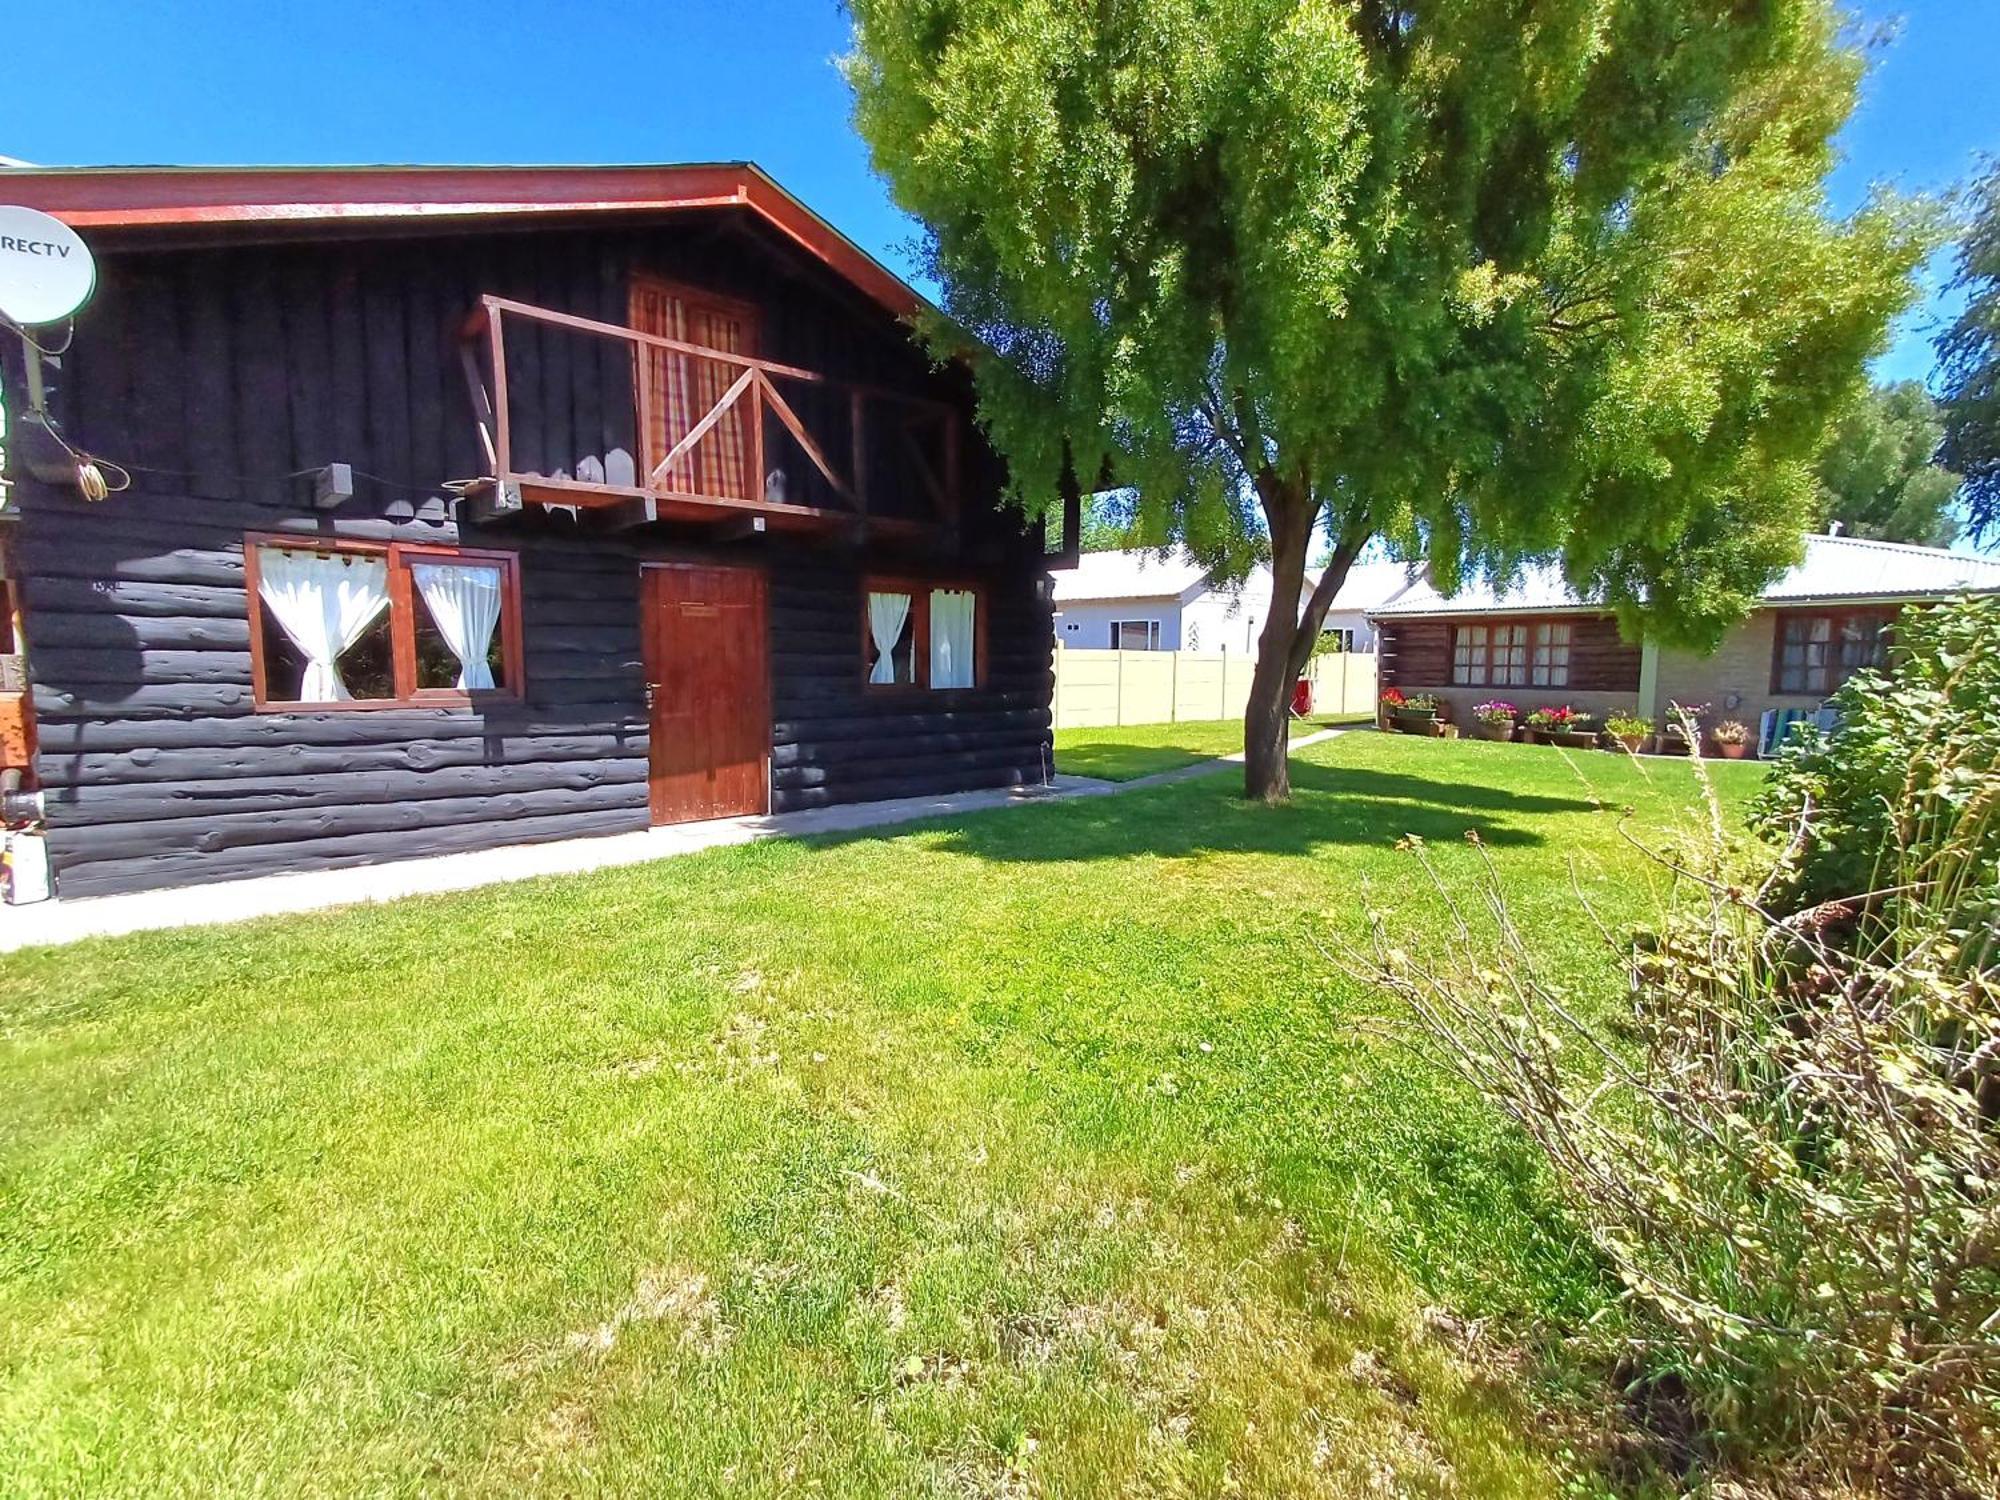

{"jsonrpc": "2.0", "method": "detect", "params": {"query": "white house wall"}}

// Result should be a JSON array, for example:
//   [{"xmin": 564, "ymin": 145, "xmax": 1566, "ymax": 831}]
[
  {"xmin": 1055, "ymin": 590, "xmax": 1379, "ymax": 657},
  {"xmin": 1179, "ymin": 578, "xmax": 1268, "ymax": 655},
  {"xmin": 1054, "ymin": 599, "xmax": 1185, "ymax": 650}
]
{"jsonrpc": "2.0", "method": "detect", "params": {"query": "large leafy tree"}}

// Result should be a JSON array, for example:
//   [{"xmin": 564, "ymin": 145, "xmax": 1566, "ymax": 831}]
[
  {"xmin": 1940, "ymin": 162, "xmax": 2000, "ymax": 541},
  {"xmin": 846, "ymin": 0, "xmax": 1923, "ymax": 799},
  {"xmin": 1816, "ymin": 381, "xmax": 1962, "ymax": 546}
]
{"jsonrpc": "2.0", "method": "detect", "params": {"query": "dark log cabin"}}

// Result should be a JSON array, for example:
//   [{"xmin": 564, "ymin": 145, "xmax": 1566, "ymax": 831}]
[{"xmin": 0, "ymin": 165, "xmax": 1077, "ymax": 899}]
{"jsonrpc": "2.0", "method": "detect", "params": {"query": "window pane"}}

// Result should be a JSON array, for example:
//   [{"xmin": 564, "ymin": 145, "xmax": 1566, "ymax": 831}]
[
  {"xmin": 412, "ymin": 585, "xmax": 458, "ymax": 690},
  {"xmin": 1452, "ymin": 625, "xmax": 1488, "ymax": 685},
  {"xmin": 866, "ymin": 592, "xmax": 916, "ymax": 684},
  {"xmin": 1836, "ymin": 616, "xmax": 1885, "ymax": 678},
  {"xmin": 1531, "ymin": 622, "xmax": 1570, "ymax": 687},
  {"xmin": 258, "ymin": 606, "xmax": 309, "ymax": 702},
  {"xmin": 1780, "ymin": 616, "xmax": 1833, "ymax": 694},
  {"xmin": 254, "ymin": 545, "xmax": 392, "ymax": 703},
  {"xmin": 338, "ymin": 614, "xmax": 396, "ymax": 701},
  {"xmin": 410, "ymin": 562, "xmax": 509, "ymax": 692},
  {"xmin": 930, "ymin": 588, "xmax": 976, "ymax": 689}
]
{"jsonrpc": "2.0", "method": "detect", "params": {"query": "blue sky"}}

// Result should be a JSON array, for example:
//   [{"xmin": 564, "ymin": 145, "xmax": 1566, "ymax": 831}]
[{"xmin": 0, "ymin": 0, "xmax": 1992, "ymax": 385}]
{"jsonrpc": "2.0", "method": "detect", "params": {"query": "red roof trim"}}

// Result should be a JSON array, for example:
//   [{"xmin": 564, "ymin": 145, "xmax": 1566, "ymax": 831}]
[{"xmin": 0, "ymin": 163, "xmax": 925, "ymax": 320}]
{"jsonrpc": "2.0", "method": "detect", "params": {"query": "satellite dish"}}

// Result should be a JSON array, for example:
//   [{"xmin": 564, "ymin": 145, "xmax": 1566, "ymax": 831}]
[{"xmin": 0, "ymin": 205, "xmax": 95, "ymax": 326}]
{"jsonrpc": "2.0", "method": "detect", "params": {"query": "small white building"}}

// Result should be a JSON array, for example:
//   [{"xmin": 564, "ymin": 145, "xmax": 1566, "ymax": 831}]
[{"xmin": 1051, "ymin": 547, "xmax": 1419, "ymax": 656}]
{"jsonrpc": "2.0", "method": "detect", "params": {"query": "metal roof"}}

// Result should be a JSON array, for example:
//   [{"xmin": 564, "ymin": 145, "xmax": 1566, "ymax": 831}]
[
  {"xmin": 1052, "ymin": 549, "xmax": 1423, "ymax": 610},
  {"xmin": 1369, "ymin": 533, "xmax": 2000, "ymax": 618}
]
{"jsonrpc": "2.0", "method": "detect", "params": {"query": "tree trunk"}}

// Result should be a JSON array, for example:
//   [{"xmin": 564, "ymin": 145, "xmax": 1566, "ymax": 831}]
[{"xmin": 1242, "ymin": 484, "xmax": 1368, "ymax": 804}]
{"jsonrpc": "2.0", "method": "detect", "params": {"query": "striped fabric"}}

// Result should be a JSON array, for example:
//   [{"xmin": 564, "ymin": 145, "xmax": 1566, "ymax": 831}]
[{"xmin": 631, "ymin": 281, "xmax": 753, "ymax": 499}]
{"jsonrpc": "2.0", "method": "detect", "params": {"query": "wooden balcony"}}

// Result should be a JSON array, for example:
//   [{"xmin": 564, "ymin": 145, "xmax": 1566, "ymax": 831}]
[{"xmin": 457, "ymin": 295, "xmax": 961, "ymax": 543}]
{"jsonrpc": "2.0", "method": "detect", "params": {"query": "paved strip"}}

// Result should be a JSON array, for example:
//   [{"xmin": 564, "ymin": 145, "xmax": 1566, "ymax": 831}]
[{"xmin": 0, "ymin": 726, "xmax": 1356, "ymax": 952}]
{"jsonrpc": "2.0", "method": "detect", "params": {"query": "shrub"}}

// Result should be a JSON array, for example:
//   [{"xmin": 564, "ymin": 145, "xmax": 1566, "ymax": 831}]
[
  {"xmin": 1358, "ymin": 612, "xmax": 2000, "ymax": 1491},
  {"xmin": 1603, "ymin": 711, "xmax": 1653, "ymax": 738},
  {"xmin": 1753, "ymin": 594, "xmax": 2000, "ymax": 923},
  {"xmin": 1472, "ymin": 699, "xmax": 1518, "ymax": 725}
]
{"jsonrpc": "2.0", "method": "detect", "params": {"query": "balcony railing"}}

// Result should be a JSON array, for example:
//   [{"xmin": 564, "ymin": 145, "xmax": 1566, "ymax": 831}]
[{"xmin": 458, "ymin": 295, "xmax": 960, "ymax": 541}]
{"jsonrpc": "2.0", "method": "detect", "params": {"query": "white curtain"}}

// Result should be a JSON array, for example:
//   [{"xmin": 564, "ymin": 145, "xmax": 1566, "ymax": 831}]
[
  {"xmin": 930, "ymin": 589, "xmax": 976, "ymax": 689},
  {"xmin": 256, "ymin": 547, "xmax": 390, "ymax": 702},
  {"xmin": 867, "ymin": 591, "xmax": 911, "ymax": 685},
  {"xmin": 411, "ymin": 561, "xmax": 503, "ymax": 690}
]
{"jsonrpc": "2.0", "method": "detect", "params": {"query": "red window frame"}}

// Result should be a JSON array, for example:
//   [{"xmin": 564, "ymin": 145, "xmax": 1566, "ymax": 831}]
[
  {"xmin": 1770, "ymin": 609, "xmax": 1894, "ymax": 697},
  {"xmin": 860, "ymin": 575, "xmax": 988, "ymax": 693},
  {"xmin": 245, "ymin": 534, "xmax": 526, "ymax": 711},
  {"xmin": 1451, "ymin": 619, "xmax": 1563, "ymax": 688}
]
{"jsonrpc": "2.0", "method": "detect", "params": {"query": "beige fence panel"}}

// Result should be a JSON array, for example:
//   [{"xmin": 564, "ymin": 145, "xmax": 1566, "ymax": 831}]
[
  {"xmin": 1053, "ymin": 647, "xmax": 1377, "ymax": 729},
  {"xmin": 1051, "ymin": 649, "xmax": 1122, "ymax": 728},
  {"xmin": 1304, "ymin": 651, "xmax": 1378, "ymax": 717}
]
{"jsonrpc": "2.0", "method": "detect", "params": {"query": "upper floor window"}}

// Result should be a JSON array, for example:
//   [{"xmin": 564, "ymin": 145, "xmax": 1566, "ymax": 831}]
[
  {"xmin": 247, "ymin": 536, "xmax": 522, "ymax": 709},
  {"xmin": 864, "ymin": 578, "xmax": 982, "ymax": 691},
  {"xmin": 631, "ymin": 276, "xmax": 760, "ymax": 502},
  {"xmin": 1773, "ymin": 610, "xmax": 1891, "ymax": 696},
  {"xmin": 1453, "ymin": 620, "xmax": 1569, "ymax": 688}
]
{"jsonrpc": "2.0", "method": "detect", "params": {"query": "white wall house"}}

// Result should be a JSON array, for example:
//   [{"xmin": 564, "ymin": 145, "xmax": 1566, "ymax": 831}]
[{"xmin": 1052, "ymin": 548, "xmax": 1420, "ymax": 657}]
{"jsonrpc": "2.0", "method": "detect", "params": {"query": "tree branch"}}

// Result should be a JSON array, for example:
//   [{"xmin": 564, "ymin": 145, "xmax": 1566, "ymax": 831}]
[{"xmin": 1283, "ymin": 508, "xmax": 1374, "ymax": 680}]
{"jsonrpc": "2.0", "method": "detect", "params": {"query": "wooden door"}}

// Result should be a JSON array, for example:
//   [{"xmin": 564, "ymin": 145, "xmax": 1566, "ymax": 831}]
[{"xmin": 641, "ymin": 564, "xmax": 770, "ymax": 823}]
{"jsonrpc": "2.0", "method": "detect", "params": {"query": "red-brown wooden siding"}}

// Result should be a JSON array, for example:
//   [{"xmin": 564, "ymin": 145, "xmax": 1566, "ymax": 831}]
[{"xmin": 1379, "ymin": 613, "xmax": 1640, "ymax": 693}]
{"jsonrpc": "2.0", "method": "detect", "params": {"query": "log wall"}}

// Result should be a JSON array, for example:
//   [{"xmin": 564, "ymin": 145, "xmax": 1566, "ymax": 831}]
[{"xmin": 10, "ymin": 214, "xmax": 1052, "ymax": 898}]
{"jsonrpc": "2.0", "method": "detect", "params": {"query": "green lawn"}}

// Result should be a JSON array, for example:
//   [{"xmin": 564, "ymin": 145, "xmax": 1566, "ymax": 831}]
[
  {"xmin": 1055, "ymin": 716, "xmax": 1322, "ymax": 780},
  {"xmin": 0, "ymin": 736, "xmax": 1764, "ymax": 1497}
]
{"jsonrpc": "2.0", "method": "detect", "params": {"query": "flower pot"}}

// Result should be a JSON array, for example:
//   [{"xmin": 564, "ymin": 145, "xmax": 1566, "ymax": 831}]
[
  {"xmin": 1657, "ymin": 732, "xmax": 1692, "ymax": 756},
  {"xmin": 1391, "ymin": 709, "xmax": 1438, "ymax": 734},
  {"xmin": 1470, "ymin": 719, "xmax": 1516, "ymax": 742},
  {"xmin": 1554, "ymin": 730, "xmax": 1598, "ymax": 750},
  {"xmin": 1609, "ymin": 732, "xmax": 1647, "ymax": 754},
  {"xmin": 1711, "ymin": 740, "xmax": 1750, "ymax": 760}
]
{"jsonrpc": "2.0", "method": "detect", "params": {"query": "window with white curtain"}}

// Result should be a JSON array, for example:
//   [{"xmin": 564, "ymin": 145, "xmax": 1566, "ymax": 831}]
[
  {"xmin": 1531, "ymin": 621, "xmax": 1572, "ymax": 687},
  {"xmin": 249, "ymin": 537, "xmax": 520, "ymax": 708},
  {"xmin": 865, "ymin": 589, "xmax": 915, "ymax": 685},
  {"xmin": 1451, "ymin": 624, "xmax": 1489, "ymax": 684},
  {"xmin": 1774, "ymin": 610, "xmax": 1890, "ymax": 695},
  {"xmin": 929, "ymin": 589, "xmax": 977, "ymax": 689},
  {"xmin": 863, "ymin": 577, "xmax": 983, "ymax": 690}
]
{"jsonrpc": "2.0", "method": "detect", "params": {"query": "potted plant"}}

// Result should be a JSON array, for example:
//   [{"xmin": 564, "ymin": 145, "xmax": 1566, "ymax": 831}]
[
  {"xmin": 1555, "ymin": 711, "xmax": 1600, "ymax": 749},
  {"xmin": 1524, "ymin": 705, "xmax": 1594, "ymax": 746},
  {"xmin": 1468, "ymin": 700, "xmax": 1518, "ymax": 742},
  {"xmin": 1389, "ymin": 691, "xmax": 1441, "ymax": 733},
  {"xmin": 1602, "ymin": 710, "xmax": 1653, "ymax": 754},
  {"xmin": 1708, "ymin": 719, "xmax": 1752, "ymax": 759},
  {"xmin": 1377, "ymin": 685, "xmax": 1406, "ymax": 731},
  {"xmin": 1658, "ymin": 701, "xmax": 1708, "ymax": 755}
]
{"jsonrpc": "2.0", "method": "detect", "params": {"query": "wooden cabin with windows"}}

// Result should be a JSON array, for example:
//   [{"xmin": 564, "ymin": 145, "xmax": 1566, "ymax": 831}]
[
  {"xmin": 1367, "ymin": 533, "xmax": 2000, "ymax": 753},
  {"xmin": 0, "ymin": 164, "xmax": 1078, "ymax": 899}
]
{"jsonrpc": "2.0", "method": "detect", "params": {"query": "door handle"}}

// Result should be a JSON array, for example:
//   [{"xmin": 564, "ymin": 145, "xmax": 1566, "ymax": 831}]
[{"xmin": 644, "ymin": 681, "xmax": 659, "ymax": 710}]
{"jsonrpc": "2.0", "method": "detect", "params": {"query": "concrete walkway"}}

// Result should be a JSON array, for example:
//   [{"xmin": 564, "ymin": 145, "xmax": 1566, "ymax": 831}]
[{"xmin": 0, "ymin": 726, "xmax": 1351, "ymax": 953}]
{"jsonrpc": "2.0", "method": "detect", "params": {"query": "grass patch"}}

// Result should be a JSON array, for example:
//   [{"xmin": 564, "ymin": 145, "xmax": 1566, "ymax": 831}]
[
  {"xmin": 0, "ymin": 735, "xmax": 1764, "ymax": 1496},
  {"xmin": 1055, "ymin": 716, "xmax": 1318, "ymax": 780}
]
